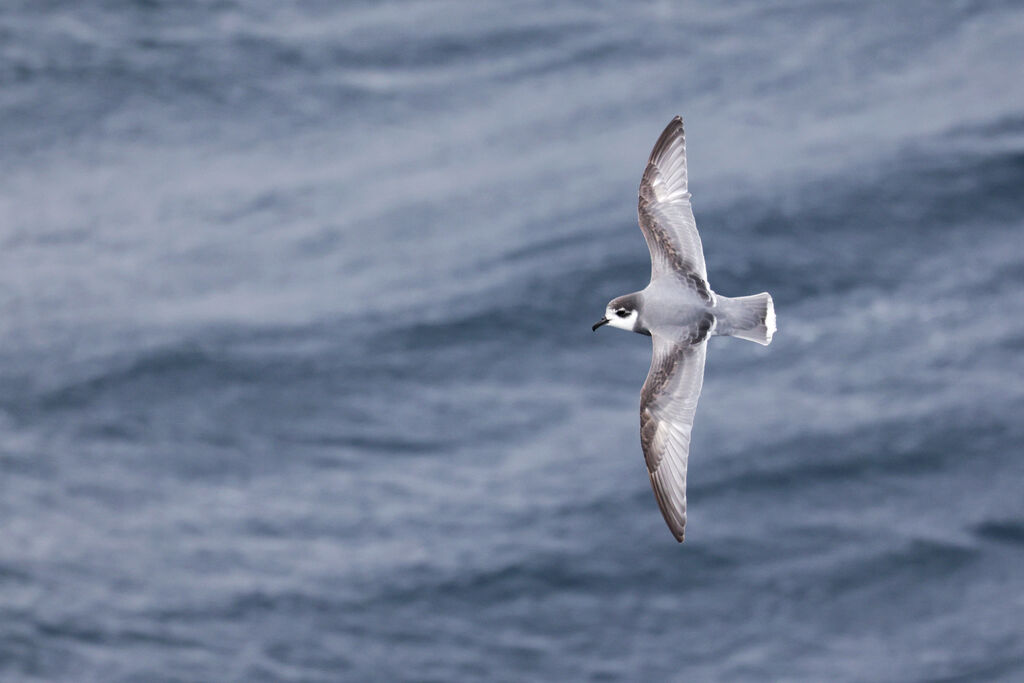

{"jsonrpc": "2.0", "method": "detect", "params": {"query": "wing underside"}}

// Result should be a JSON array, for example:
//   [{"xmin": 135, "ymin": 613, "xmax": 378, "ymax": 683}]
[
  {"xmin": 640, "ymin": 324, "xmax": 711, "ymax": 542},
  {"xmin": 638, "ymin": 116, "xmax": 707, "ymax": 282}
]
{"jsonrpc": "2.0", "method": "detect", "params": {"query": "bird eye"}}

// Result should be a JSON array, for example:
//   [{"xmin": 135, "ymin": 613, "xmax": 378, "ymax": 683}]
[{"xmin": 616, "ymin": 309, "xmax": 630, "ymax": 318}]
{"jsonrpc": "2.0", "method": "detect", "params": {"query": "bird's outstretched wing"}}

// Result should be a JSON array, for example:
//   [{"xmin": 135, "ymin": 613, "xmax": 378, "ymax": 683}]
[
  {"xmin": 640, "ymin": 315, "xmax": 713, "ymax": 542},
  {"xmin": 638, "ymin": 116, "xmax": 708, "ymax": 287}
]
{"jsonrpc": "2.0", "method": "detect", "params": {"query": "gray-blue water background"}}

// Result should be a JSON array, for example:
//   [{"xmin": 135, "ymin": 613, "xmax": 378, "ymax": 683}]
[{"xmin": 2, "ymin": 1, "xmax": 1024, "ymax": 680}]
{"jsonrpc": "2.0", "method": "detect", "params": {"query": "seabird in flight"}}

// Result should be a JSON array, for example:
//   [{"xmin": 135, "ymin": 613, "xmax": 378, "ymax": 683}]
[{"xmin": 593, "ymin": 116, "xmax": 776, "ymax": 542}]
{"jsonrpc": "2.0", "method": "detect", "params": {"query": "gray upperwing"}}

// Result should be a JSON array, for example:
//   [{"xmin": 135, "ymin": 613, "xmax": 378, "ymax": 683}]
[
  {"xmin": 640, "ymin": 321, "xmax": 711, "ymax": 543},
  {"xmin": 638, "ymin": 116, "xmax": 708, "ymax": 283}
]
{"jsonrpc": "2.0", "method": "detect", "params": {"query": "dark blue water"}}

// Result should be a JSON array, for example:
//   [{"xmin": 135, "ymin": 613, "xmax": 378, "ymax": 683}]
[{"xmin": 3, "ymin": 1, "xmax": 1024, "ymax": 680}]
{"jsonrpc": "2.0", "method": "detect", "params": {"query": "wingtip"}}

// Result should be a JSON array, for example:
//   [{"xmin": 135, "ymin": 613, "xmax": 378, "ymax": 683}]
[{"xmin": 648, "ymin": 115, "xmax": 688, "ymax": 167}]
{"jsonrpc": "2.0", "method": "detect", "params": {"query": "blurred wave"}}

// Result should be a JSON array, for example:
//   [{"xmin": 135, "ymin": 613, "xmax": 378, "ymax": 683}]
[{"xmin": 2, "ymin": 1, "xmax": 1024, "ymax": 681}]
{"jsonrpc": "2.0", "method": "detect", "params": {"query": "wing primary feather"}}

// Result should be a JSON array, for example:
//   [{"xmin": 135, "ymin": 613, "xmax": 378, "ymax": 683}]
[
  {"xmin": 637, "ymin": 116, "xmax": 707, "ymax": 281},
  {"xmin": 640, "ymin": 337, "xmax": 707, "ymax": 543}
]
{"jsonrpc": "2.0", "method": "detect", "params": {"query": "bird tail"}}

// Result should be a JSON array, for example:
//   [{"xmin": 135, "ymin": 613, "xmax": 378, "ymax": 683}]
[{"xmin": 720, "ymin": 292, "xmax": 775, "ymax": 345}]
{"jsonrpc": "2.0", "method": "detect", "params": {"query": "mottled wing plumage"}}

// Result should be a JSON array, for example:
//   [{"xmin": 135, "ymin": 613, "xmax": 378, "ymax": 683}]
[
  {"xmin": 640, "ymin": 316, "xmax": 713, "ymax": 542},
  {"xmin": 638, "ymin": 116, "xmax": 708, "ymax": 286}
]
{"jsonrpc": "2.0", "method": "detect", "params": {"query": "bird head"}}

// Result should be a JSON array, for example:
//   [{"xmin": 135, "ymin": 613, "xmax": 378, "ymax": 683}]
[{"xmin": 593, "ymin": 294, "xmax": 641, "ymax": 332}]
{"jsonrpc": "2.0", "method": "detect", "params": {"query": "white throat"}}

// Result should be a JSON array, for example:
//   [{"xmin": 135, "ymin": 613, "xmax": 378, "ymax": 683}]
[{"xmin": 606, "ymin": 308, "xmax": 638, "ymax": 331}]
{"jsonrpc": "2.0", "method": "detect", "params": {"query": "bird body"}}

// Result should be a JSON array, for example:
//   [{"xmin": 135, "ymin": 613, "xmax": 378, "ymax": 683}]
[
  {"xmin": 593, "ymin": 116, "xmax": 775, "ymax": 542},
  {"xmin": 606, "ymin": 285, "xmax": 773, "ymax": 345}
]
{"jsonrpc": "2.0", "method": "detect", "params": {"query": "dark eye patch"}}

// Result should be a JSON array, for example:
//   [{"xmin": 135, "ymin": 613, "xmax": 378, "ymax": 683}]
[{"xmin": 616, "ymin": 309, "xmax": 630, "ymax": 318}]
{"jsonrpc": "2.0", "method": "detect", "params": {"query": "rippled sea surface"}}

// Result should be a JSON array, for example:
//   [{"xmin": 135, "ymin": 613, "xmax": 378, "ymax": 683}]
[{"xmin": 3, "ymin": 1, "xmax": 1024, "ymax": 680}]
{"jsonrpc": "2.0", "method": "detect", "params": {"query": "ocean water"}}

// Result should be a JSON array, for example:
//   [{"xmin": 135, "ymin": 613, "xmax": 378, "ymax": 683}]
[{"xmin": 2, "ymin": 1, "xmax": 1024, "ymax": 680}]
